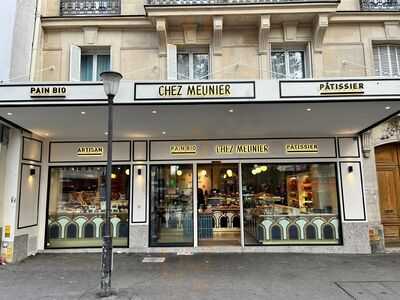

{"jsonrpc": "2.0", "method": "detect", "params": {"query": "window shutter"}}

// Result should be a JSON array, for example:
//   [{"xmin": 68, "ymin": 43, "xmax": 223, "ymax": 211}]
[
  {"xmin": 373, "ymin": 46, "xmax": 381, "ymax": 76},
  {"xmin": 167, "ymin": 44, "xmax": 177, "ymax": 80},
  {"xmin": 69, "ymin": 45, "xmax": 81, "ymax": 81}
]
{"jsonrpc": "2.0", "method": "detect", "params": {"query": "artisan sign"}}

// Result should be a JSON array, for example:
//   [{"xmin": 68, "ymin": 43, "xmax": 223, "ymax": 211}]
[
  {"xmin": 285, "ymin": 144, "xmax": 319, "ymax": 154},
  {"xmin": 134, "ymin": 81, "xmax": 255, "ymax": 101},
  {"xmin": 170, "ymin": 144, "xmax": 198, "ymax": 155},
  {"xmin": 216, "ymin": 144, "xmax": 269, "ymax": 154},
  {"xmin": 77, "ymin": 146, "xmax": 104, "ymax": 156},
  {"xmin": 319, "ymin": 82, "xmax": 364, "ymax": 95},
  {"xmin": 30, "ymin": 86, "xmax": 67, "ymax": 97}
]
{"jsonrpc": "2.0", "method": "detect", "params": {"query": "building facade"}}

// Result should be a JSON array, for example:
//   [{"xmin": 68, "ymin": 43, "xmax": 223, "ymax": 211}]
[{"xmin": 0, "ymin": 0, "xmax": 400, "ymax": 262}]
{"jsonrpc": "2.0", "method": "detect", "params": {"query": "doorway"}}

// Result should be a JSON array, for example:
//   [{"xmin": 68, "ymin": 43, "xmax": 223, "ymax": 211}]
[
  {"xmin": 197, "ymin": 163, "xmax": 241, "ymax": 246},
  {"xmin": 375, "ymin": 143, "xmax": 400, "ymax": 247}
]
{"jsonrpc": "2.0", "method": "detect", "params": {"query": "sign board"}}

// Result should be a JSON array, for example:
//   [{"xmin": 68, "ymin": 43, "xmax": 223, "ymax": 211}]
[
  {"xmin": 134, "ymin": 81, "xmax": 255, "ymax": 101},
  {"xmin": 30, "ymin": 86, "xmax": 67, "ymax": 97},
  {"xmin": 150, "ymin": 138, "xmax": 336, "ymax": 160},
  {"xmin": 50, "ymin": 141, "xmax": 131, "ymax": 162},
  {"xmin": 77, "ymin": 146, "xmax": 104, "ymax": 157},
  {"xmin": 279, "ymin": 79, "xmax": 400, "ymax": 98}
]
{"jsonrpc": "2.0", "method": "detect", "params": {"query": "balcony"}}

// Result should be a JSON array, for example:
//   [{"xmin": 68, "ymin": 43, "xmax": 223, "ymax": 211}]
[
  {"xmin": 145, "ymin": 0, "xmax": 337, "ymax": 5},
  {"xmin": 60, "ymin": 0, "xmax": 121, "ymax": 16},
  {"xmin": 360, "ymin": 0, "xmax": 400, "ymax": 10}
]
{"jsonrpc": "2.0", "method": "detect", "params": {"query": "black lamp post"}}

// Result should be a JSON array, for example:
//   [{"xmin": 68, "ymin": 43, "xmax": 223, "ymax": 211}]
[{"xmin": 99, "ymin": 71, "xmax": 122, "ymax": 297}]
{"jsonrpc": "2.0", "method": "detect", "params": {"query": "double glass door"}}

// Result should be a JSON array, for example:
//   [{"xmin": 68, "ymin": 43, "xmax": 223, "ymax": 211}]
[{"xmin": 149, "ymin": 163, "xmax": 241, "ymax": 247}]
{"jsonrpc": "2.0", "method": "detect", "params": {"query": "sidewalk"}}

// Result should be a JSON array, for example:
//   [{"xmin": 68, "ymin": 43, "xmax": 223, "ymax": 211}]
[{"xmin": 1, "ymin": 253, "xmax": 400, "ymax": 299}]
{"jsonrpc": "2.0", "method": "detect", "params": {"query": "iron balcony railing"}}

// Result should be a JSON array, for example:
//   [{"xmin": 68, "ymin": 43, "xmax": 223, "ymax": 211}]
[
  {"xmin": 360, "ymin": 0, "xmax": 400, "ymax": 10},
  {"xmin": 60, "ymin": 0, "xmax": 121, "ymax": 16},
  {"xmin": 145, "ymin": 0, "xmax": 338, "ymax": 5}
]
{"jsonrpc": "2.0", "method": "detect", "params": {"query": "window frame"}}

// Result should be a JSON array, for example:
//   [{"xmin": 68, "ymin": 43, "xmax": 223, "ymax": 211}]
[
  {"xmin": 80, "ymin": 47, "xmax": 111, "ymax": 82},
  {"xmin": 177, "ymin": 46, "xmax": 210, "ymax": 80},
  {"xmin": 373, "ymin": 44, "xmax": 400, "ymax": 77},
  {"xmin": 270, "ymin": 44, "xmax": 311, "ymax": 79}
]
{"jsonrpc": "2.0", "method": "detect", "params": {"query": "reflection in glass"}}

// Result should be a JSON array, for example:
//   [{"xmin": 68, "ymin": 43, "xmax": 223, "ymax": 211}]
[
  {"xmin": 288, "ymin": 51, "xmax": 305, "ymax": 79},
  {"xmin": 193, "ymin": 54, "xmax": 209, "ymax": 80},
  {"xmin": 242, "ymin": 163, "xmax": 340, "ymax": 245},
  {"xmin": 271, "ymin": 51, "xmax": 286, "ymax": 79},
  {"xmin": 47, "ymin": 166, "xmax": 130, "ymax": 248},
  {"xmin": 177, "ymin": 54, "xmax": 189, "ymax": 80},
  {"xmin": 150, "ymin": 165, "xmax": 193, "ymax": 246}
]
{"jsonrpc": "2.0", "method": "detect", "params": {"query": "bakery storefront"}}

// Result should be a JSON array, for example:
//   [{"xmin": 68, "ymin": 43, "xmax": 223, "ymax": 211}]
[{"xmin": 1, "ymin": 79, "xmax": 400, "ymax": 259}]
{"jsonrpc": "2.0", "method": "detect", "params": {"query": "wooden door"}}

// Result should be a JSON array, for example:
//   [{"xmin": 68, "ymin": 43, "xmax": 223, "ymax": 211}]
[{"xmin": 375, "ymin": 143, "xmax": 400, "ymax": 247}]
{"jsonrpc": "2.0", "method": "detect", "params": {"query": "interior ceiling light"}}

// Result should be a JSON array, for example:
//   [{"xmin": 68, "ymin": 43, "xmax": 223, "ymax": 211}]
[
  {"xmin": 177, "ymin": 170, "xmax": 183, "ymax": 176},
  {"xmin": 152, "ymin": 110, "xmax": 157, "ymax": 114},
  {"xmin": 162, "ymin": 131, "xmax": 166, "ymax": 135},
  {"xmin": 306, "ymin": 108, "xmax": 312, "ymax": 112},
  {"xmin": 104, "ymin": 132, "xmax": 108, "ymax": 135},
  {"xmin": 81, "ymin": 111, "xmax": 86, "ymax": 115},
  {"xmin": 385, "ymin": 106, "xmax": 391, "ymax": 110},
  {"xmin": 228, "ymin": 108, "xmax": 234, "ymax": 113},
  {"xmin": 7, "ymin": 112, "xmax": 13, "ymax": 116}
]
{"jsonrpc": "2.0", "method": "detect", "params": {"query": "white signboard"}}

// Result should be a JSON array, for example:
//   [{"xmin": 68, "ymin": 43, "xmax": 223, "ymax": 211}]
[
  {"xmin": 134, "ymin": 81, "xmax": 255, "ymax": 101},
  {"xmin": 280, "ymin": 79, "xmax": 400, "ymax": 98}
]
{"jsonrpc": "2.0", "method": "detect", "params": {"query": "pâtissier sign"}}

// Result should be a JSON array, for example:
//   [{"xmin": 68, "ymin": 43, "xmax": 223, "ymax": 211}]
[{"xmin": 134, "ymin": 81, "xmax": 255, "ymax": 101}]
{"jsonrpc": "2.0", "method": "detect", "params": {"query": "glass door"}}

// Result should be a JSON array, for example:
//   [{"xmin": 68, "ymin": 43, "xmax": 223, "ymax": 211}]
[{"xmin": 197, "ymin": 163, "xmax": 241, "ymax": 246}]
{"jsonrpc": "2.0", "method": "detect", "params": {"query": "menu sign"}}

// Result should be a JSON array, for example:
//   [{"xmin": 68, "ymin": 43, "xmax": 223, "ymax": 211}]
[{"xmin": 134, "ymin": 81, "xmax": 255, "ymax": 101}]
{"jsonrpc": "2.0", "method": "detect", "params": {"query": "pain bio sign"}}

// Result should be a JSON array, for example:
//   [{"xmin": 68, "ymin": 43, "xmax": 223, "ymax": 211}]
[
  {"xmin": 30, "ymin": 86, "xmax": 67, "ymax": 97},
  {"xmin": 134, "ymin": 81, "xmax": 255, "ymax": 101}
]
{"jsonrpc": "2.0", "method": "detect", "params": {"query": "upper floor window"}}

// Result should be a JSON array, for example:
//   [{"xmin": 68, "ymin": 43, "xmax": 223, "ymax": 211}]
[
  {"xmin": 271, "ymin": 45, "xmax": 310, "ymax": 79},
  {"xmin": 70, "ymin": 46, "xmax": 110, "ymax": 81},
  {"xmin": 167, "ymin": 45, "xmax": 210, "ymax": 80},
  {"xmin": 373, "ymin": 44, "xmax": 400, "ymax": 77},
  {"xmin": 81, "ymin": 54, "xmax": 110, "ymax": 81},
  {"xmin": 177, "ymin": 48, "xmax": 209, "ymax": 80}
]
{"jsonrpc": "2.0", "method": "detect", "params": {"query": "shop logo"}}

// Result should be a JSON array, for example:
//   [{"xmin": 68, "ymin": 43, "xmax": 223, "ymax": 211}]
[
  {"xmin": 170, "ymin": 144, "xmax": 198, "ymax": 155},
  {"xmin": 77, "ymin": 146, "xmax": 104, "ymax": 156},
  {"xmin": 285, "ymin": 144, "xmax": 319, "ymax": 154},
  {"xmin": 30, "ymin": 86, "xmax": 67, "ymax": 97},
  {"xmin": 319, "ymin": 82, "xmax": 364, "ymax": 95},
  {"xmin": 216, "ymin": 144, "xmax": 269, "ymax": 154}
]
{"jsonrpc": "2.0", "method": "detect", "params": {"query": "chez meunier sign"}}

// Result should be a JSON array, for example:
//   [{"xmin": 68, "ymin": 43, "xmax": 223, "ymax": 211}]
[{"xmin": 134, "ymin": 81, "xmax": 255, "ymax": 101}]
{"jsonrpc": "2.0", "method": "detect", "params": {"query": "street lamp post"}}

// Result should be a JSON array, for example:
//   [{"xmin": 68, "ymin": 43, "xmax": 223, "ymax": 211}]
[{"xmin": 99, "ymin": 71, "xmax": 122, "ymax": 297}]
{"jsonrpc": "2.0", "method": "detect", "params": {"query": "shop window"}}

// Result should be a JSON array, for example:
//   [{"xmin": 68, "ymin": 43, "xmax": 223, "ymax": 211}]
[
  {"xmin": 373, "ymin": 44, "xmax": 400, "ymax": 77},
  {"xmin": 242, "ymin": 163, "xmax": 340, "ymax": 245},
  {"xmin": 271, "ymin": 45, "xmax": 310, "ymax": 79},
  {"xmin": 167, "ymin": 45, "xmax": 210, "ymax": 80},
  {"xmin": 46, "ymin": 165, "xmax": 130, "ymax": 248},
  {"xmin": 84, "ymin": 223, "xmax": 95, "ymax": 238},
  {"xmin": 70, "ymin": 45, "xmax": 111, "ymax": 81},
  {"xmin": 149, "ymin": 165, "xmax": 193, "ymax": 246}
]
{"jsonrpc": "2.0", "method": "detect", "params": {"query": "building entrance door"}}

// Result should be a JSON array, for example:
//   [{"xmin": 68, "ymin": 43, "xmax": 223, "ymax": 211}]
[
  {"xmin": 197, "ymin": 163, "xmax": 241, "ymax": 246},
  {"xmin": 375, "ymin": 143, "xmax": 400, "ymax": 247}
]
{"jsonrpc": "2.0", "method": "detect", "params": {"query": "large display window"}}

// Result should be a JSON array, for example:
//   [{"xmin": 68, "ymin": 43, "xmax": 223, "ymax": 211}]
[
  {"xmin": 149, "ymin": 165, "xmax": 193, "ymax": 246},
  {"xmin": 242, "ymin": 163, "xmax": 341, "ymax": 245},
  {"xmin": 46, "ymin": 165, "xmax": 130, "ymax": 248}
]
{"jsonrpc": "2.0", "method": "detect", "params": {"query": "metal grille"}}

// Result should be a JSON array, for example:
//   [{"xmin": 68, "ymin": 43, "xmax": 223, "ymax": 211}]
[
  {"xmin": 360, "ymin": 0, "xmax": 400, "ymax": 10},
  {"xmin": 60, "ymin": 0, "xmax": 121, "ymax": 16},
  {"xmin": 145, "ymin": 0, "xmax": 336, "ymax": 5}
]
